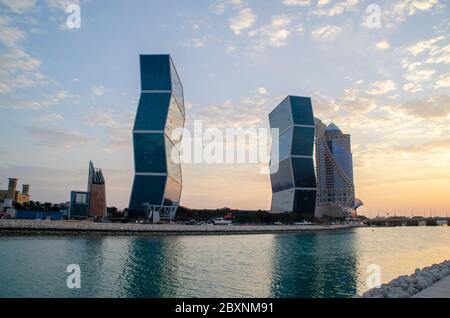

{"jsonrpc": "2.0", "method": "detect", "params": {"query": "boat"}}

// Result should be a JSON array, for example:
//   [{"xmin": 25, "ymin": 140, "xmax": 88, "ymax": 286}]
[
  {"xmin": 294, "ymin": 221, "xmax": 313, "ymax": 225},
  {"xmin": 212, "ymin": 218, "xmax": 233, "ymax": 225}
]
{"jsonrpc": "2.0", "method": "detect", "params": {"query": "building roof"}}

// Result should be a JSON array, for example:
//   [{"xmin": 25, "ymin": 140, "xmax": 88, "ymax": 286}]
[{"xmin": 325, "ymin": 123, "xmax": 342, "ymax": 133}]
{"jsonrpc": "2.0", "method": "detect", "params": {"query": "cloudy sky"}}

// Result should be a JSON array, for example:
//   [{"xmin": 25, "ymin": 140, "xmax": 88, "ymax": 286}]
[{"xmin": 0, "ymin": 0, "xmax": 449, "ymax": 217}]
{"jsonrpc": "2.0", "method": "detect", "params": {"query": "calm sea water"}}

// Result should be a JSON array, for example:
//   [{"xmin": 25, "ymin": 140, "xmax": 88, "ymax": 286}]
[{"xmin": 0, "ymin": 227, "xmax": 449, "ymax": 298}]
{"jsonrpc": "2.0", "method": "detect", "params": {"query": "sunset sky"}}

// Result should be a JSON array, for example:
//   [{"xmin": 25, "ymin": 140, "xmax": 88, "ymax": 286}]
[{"xmin": 0, "ymin": 0, "xmax": 449, "ymax": 217}]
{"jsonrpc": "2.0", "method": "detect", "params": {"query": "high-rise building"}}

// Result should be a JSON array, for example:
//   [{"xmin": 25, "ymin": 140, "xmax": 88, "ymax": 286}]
[
  {"xmin": 315, "ymin": 119, "xmax": 362, "ymax": 218},
  {"xmin": 129, "ymin": 54, "xmax": 185, "ymax": 220},
  {"xmin": 69, "ymin": 161, "xmax": 106, "ymax": 219},
  {"xmin": 269, "ymin": 96, "xmax": 317, "ymax": 218},
  {"xmin": 7, "ymin": 178, "xmax": 18, "ymax": 200},
  {"xmin": 87, "ymin": 161, "xmax": 106, "ymax": 217}
]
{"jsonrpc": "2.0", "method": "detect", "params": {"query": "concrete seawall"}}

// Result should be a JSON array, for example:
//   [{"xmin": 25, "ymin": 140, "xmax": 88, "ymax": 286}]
[{"xmin": 0, "ymin": 219, "xmax": 353, "ymax": 236}]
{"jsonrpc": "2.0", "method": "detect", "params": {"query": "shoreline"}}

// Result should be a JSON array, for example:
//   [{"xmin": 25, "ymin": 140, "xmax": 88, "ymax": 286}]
[
  {"xmin": 361, "ymin": 260, "xmax": 450, "ymax": 298},
  {"xmin": 0, "ymin": 219, "xmax": 353, "ymax": 236}
]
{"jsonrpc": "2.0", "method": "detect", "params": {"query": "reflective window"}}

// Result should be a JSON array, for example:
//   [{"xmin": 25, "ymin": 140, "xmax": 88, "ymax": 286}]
[
  {"xmin": 134, "ymin": 93, "xmax": 171, "ymax": 131},
  {"xmin": 293, "ymin": 190, "xmax": 317, "ymax": 215},
  {"xmin": 292, "ymin": 158, "xmax": 316, "ymax": 188},
  {"xmin": 75, "ymin": 193, "xmax": 88, "ymax": 204},
  {"xmin": 165, "ymin": 136, "xmax": 182, "ymax": 183},
  {"xmin": 269, "ymin": 97, "xmax": 293, "ymax": 133},
  {"xmin": 164, "ymin": 177, "xmax": 182, "ymax": 206},
  {"xmin": 165, "ymin": 96, "xmax": 185, "ymax": 144},
  {"xmin": 270, "ymin": 158, "xmax": 294, "ymax": 193},
  {"xmin": 129, "ymin": 175, "xmax": 166, "ymax": 211},
  {"xmin": 278, "ymin": 128, "xmax": 293, "ymax": 160},
  {"xmin": 140, "ymin": 55, "xmax": 171, "ymax": 91},
  {"xmin": 290, "ymin": 96, "xmax": 315, "ymax": 126},
  {"xmin": 133, "ymin": 133, "xmax": 166, "ymax": 173},
  {"xmin": 292, "ymin": 127, "xmax": 315, "ymax": 156},
  {"xmin": 170, "ymin": 58, "xmax": 185, "ymax": 114}
]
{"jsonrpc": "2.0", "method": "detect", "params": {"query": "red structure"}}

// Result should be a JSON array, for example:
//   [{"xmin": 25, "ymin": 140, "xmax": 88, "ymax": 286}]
[{"xmin": 87, "ymin": 161, "xmax": 106, "ymax": 217}]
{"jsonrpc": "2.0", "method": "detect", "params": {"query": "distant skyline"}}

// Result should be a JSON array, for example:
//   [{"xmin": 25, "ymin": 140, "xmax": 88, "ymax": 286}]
[{"xmin": 0, "ymin": 0, "xmax": 449, "ymax": 217}]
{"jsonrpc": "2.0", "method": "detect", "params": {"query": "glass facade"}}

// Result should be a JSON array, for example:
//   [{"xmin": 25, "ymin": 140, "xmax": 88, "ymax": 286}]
[
  {"xmin": 69, "ymin": 191, "xmax": 89, "ymax": 218},
  {"xmin": 133, "ymin": 133, "xmax": 166, "ymax": 173},
  {"xmin": 292, "ymin": 158, "xmax": 316, "ymax": 188},
  {"xmin": 269, "ymin": 96, "xmax": 317, "ymax": 217},
  {"xmin": 292, "ymin": 127, "xmax": 315, "ymax": 156},
  {"xmin": 270, "ymin": 158, "xmax": 294, "ymax": 193},
  {"xmin": 129, "ymin": 55, "xmax": 185, "ymax": 217},
  {"xmin": 133, "ymin": 93, "xmax": 171, "ymax": 131},
  {"xmin": 129, "ymin": 175, "xmax": 166, "ymax": 211}
]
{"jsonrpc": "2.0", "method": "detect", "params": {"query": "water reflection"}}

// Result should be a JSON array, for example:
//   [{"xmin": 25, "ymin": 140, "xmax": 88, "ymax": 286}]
[
  {"xmin": 269, "ymin": 231, "xmax": 358, "ymax": 297},
  {"xmin": 0, "ymin": 228, "xmax": 449, "ymax": 298}
]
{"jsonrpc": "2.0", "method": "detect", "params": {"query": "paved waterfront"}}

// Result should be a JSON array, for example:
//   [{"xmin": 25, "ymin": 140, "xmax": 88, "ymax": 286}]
[
  {"xmin": 0, "ymin": 219, "xmax": 352, "ymax": 235},
  {"xmin": 412, "ymin": 275, "xmax": 450, "ymax": 298}
]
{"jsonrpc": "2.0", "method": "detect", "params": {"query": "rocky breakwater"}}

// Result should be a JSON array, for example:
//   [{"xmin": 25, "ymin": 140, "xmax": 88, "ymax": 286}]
[{"xmin": 361, "ymin": 260, "xmax": 450, "ymax": 298}]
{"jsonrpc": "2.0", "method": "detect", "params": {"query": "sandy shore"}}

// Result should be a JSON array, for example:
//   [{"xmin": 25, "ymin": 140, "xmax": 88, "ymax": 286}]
[{"xmin": 0, "ymin": 219, "xmax": 353, "ymax": 236}]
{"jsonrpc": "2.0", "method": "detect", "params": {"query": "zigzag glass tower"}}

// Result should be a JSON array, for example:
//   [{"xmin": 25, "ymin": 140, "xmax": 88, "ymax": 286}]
[
  {"xmin": 269, "ymin": 96, "xmax": 317, "ymax": 218},
  {"xmin": 129, "ymin": 55, "xmax": 185, "ymax": 219}
]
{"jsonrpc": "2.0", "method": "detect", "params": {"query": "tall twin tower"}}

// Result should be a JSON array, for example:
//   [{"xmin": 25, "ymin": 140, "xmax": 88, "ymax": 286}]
[
  {"xmin": 129, "ymin": 55, "xmax": 185, "ymax": 219},
  {"xmin": 269, "ymin": 96, "xmax": 362, "ymax": 219},
  {"xmin": 129, "ymin": 55, "xmax": 360, "ymax": 220}
]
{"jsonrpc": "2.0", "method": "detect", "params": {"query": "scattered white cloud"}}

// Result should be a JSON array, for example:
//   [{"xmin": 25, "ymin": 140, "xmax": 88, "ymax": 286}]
[
  {"xmin": 229, "ymin": 8, "xmax": 256, "ymax": 35},
  {"xmin": 313, "ymin": 0, "xmax": 359, "ymax": 17},
  {"xmin": 404, "ymin": 68, "xmax": 435, "ymax": 82},
  {"xmin": 256, "ymin": 87, "xmax": 268, "ymax": 95},
  {"xmin": 387, "ymin": 0, "xmax": 441, "ymax": 24},
  {"xmin": 180, "ymin": 37, "xmax": 208, "ymax": 48},
  {"xmin": 45, "ymin": 0, "xmax": 79, "ymax": 11},
  {"xmin": 405, "ymin": 36, "xmax": 445, "ymax": 56},
  {"xmin": 0, "ymin": 16, "xmax": 27, "ymax": 47},
  {"xmin": 434, "ymin": 73, "xmax": 450, "ymax": 89},
  {"xmin": 91, "ymin": 85, "xmax": 107, "ymax": 97},
  {"xmin": 0, "ymin": 0, "xmax": 36, "ymax": 13},
  {"xmin": 25, "ymin": 125, "xmax": 94, "ymax": 151},
  {"xmin": 365, "ymin": 80, "xmax": 397, "ymax": 95},
  {"xmin": 376, "ymin": 40, "xmax": 390, "ymax": 50},
  {"xmin": 398, "ymin": 95, "xmax": 450, "ymax": 119},
  {"xmin": 85, "ymin": 108, "xmax": 134, "ymax": 151},
  {"xmin": 31, "ymin": 113, "xmax": 64, "ymax": 122},
  {"xmin": 403, "ymin": 82, "xmax": 422, "ymax": 93},
  {"xmin": 248, "ymin": 14, "xmax": 293, "ymax": 48},
  {"xmin": 282, "ymin": 0, "xmax": 310, "ymax": 6},
  {"xmin": 210, "ymin": 0, "xmax": 244, "ymax": 15},
  {"xmin": 0, "ymin": 90, "xmax": 74, "ymax": 110},
  {"xmin": 311, "ymin": 25, "xmax": 342, "ymax": 40}
]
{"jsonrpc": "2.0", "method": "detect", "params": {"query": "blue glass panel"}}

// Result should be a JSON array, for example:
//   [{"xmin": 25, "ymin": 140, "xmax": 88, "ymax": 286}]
[
  {"xmin": 292, "ymin": 127, "xmax": 315, "ymax": 156},
  {"xmin": 269, "ymin": 97, "xmax": 293, "ymax": 133},
  {"xmin": 164, "ymin": 177, "xmax": 182, "ymax": 206},
  {"xmin": 293, "ymin": 190, "xmax": 317, "ymax": 215},
  {"xmin": 140, "ymin": 55, "xmax": 171, "ymax": 91},
  {"xmin": 292, "ymin": 158, "xmax": 317, "ymax": 188},
  {"xmin": 133, "ymin": 133, "xmax": 166, "ymax": 173},
  {"xmin": 165, "ymin": 136, "xmax": 182, "ymax": 183},
  {"xmin": 290, "ymin": 96, "xmax": 315, "ymax": 126},
  {"xmin": 165, "ymin": 96, "xmax": 185, "ymax": 144},
  {"xmin": 129, "ymin": 175, "xmax": 166, "ymax": 211},
  {"xmin": 278, "ymin": 127, "xmax": 293, "ymax": 160},
  {"xmin": 270, "ymin": 158, "xmax": 294, "ymax": 193},
  {"xmin": 134, "ymin": 93, "xmax": 171, "ymax": 131},
  {"xmin": 170, "ymin": 57, "xmax": 185, "ymax": 115}
]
